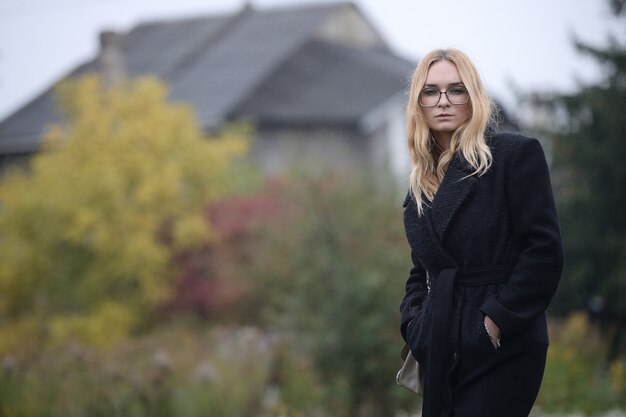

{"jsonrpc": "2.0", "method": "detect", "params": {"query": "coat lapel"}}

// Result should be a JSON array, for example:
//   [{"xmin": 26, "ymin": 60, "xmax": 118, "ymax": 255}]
[
  {"xmin": 407, "ymin": 152, "xmax": 477, "ymax": 275},
  {"xmin": 430, "ymin": 152, "xmax": 477, "ymax": 242}
]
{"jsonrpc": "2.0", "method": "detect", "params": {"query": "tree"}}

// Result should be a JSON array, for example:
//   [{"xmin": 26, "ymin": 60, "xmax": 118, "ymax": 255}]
[
  {"xmin": 0, "ymin": 75, "xmax": 248, "ymax": 354},
  {"xmin": 527, "ymin": 3, "xmax": 626, "ymax": 359}
]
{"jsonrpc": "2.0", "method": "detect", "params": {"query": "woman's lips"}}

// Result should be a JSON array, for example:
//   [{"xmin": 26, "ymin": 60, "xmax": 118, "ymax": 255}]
[{"xmin": 436, "ymin": 114, "xmax": 452, "ymax": 118}]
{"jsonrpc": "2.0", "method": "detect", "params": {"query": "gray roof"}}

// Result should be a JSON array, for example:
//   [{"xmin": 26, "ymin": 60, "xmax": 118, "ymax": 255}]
[
  {"xmin": 0, "ymin": 2, "xmax": 414, "ymax": 155},
  {"xmin": 232, "ymin": 39, "xmax": 413, "ymax": 126}
]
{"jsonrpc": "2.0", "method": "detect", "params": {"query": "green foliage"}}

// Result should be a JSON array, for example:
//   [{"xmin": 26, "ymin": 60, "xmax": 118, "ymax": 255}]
[
  {"xmin": 536, "ymin": 313, "xmax": 626, "ymax": 414},
  {"xmin": 0, "ymin": 74, "xmax": 248, "ymax": 354},
  {"xmin": 242, "ymin": 172, "xmax": 419, "ymax": 417},
  {"xmin": 0, "ymin": 326, "xmax": 323, "ymax": 417}
]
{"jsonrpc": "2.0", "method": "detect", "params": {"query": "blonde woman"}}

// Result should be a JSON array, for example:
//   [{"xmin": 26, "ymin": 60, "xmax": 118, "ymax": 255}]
[{"xmin": 399, "ymin": 49, "xmax": 563, "ymax": 417}]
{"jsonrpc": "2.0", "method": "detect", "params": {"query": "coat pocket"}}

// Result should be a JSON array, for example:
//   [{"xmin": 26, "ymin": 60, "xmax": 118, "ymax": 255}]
[
  {"xmin": 407, "ymin": 291, "xmax": 434, "ymax": 355},
  {"xmin": 476, "ymin": 309, "xmax": 503, "ymax": 354}
]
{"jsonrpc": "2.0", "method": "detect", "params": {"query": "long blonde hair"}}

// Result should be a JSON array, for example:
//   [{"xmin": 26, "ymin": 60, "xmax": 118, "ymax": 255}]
[{"xmin": 406, "ymin": 48, "xmax": 496, "ymax": 216}]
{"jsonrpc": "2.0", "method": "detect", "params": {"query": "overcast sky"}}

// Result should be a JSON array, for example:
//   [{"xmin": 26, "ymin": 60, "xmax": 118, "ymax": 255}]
[{"xmin": 0, "ymin": 0, "xmax": 623, "ymax": 120}]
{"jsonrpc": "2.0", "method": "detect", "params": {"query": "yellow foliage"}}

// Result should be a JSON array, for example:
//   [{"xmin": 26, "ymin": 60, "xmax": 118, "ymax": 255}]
[
  {"xmin": 610, "ymin": 358, "xmax": 626, "ymax": 395},
  {"xmin": 0, "ymin": 74, "xmax": 249, "ymax": 353},
  {"xmin": 0, "ymin": 315, "xmax": 44, "ymax": 355},
  {"xmin": 539, "ymin": 312, "xmax": 626, "ymax": 412},
  {"xmin": 547, "ymin": 312, "xmax": 604, "ymax": 358},
  {"xmin": 173, "ymin": 213, "xmax": 212, "ymax": 248},
  {"xmin": 49, "ymin": 301, "xmax": 138, "ymax": 347}
]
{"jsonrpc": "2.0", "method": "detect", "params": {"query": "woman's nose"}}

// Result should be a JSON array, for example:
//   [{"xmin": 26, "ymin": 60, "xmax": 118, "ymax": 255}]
[{"xmin": 437, "ymin": 92, "xmax": 451, "ymax": 107}]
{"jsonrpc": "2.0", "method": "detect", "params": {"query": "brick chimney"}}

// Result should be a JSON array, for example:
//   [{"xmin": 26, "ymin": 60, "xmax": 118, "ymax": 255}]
[{"xmin": 97, "ymin": 30, "xmax": 126, "ymax": 88}]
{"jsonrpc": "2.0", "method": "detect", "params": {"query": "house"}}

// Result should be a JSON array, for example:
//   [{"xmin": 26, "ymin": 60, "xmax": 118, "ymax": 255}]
[{"xmin": 0, "ymin": 1, "xmax": 517, "ymax": 179}]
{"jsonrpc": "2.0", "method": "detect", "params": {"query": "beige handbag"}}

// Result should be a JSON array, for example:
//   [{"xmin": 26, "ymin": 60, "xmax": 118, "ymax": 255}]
[{"xmin": 395, "ymin": 343, "xmax": 423, "ymax": 395}]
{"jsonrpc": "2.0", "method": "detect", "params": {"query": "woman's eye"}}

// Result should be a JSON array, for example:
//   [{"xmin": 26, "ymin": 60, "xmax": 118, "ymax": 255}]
[
  {"xmin": 422, "ymin": 89, "xmax": 439, "ymax": 96},
  {"xmin": 449, "ymin": 87, "xmax": 467, "ymax": 95}
]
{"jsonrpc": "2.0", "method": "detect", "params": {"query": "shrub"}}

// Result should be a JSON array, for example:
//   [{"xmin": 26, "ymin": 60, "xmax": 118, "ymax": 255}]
[
  {"xmin": 536, "ymin": 312, "xmax": 626, "ymax": 414},
  {"xmin": 0, "ymin": 326, "xmax": 322, "ymax": 417},
  {"xmin": 241, "ymin": 171, "xmax": 419, "ymax": 417}
]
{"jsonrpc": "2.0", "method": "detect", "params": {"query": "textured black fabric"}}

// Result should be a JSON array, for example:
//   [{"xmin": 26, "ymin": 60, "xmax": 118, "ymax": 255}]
[
  {"xmin": 450, "ymin": 343, "xmax": 547, "ymax": 417},
  {"xmin": 399, "ymin": 133, "xmax": 563, "ymax": 417},
  {"xmin": 423, "ymin": 266, "xmax": 512, "ymax": 417},
  {"xmin": 424, "ymin": 268, "xmax": 456, "ymax": 417}
]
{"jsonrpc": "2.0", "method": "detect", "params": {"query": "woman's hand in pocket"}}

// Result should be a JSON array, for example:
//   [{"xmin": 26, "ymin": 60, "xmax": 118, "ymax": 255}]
[{"xmin": 484, "ymin": 315, "xmax": 501, "ymax": 349}]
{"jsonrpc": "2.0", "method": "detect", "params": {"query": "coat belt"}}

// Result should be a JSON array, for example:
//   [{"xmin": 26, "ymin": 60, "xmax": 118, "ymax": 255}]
[{"xmin": 423, "ymin": 265, "xmax": 512, "ymax": 417}]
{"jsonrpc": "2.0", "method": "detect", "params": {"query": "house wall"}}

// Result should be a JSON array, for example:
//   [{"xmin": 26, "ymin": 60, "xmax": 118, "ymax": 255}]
[
  {"xmin": 252, "ymin": 127, "xmax": 369, "ymax": 177},
  {"xmin": 365, "ymin": 105, "xmax": 410, "ymax": 185},
  {"xmin": 314, "ymin": 5, "xmax": 387, "ymax": 50},
  {"xmin": 252, "ymin": 117, "xmax": 410, "ymax": 190},
  {"xmin": 0, "ymin": 153, "xmax": 30, "ymax": 175}
]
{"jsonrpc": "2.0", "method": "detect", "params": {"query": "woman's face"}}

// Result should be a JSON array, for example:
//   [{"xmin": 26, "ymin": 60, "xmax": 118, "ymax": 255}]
[{"xmin": 420, "ymin": 60, "xmax": 471, "ymax": 138}]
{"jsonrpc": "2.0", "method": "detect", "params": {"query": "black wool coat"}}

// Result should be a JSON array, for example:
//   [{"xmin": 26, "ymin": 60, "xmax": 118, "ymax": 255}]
[{"xmin": 399, "ymin": 133, "xmax": 563, "ymax": 417}]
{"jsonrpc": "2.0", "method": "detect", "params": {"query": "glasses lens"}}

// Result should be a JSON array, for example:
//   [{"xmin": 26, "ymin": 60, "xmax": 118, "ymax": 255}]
[
  {"xmin": 447, "ymin": 86, "xmax": 470, "ymax": 105},
  {"xmin": 418, "ymin": 87, "xmax": 470, "ymax": 107},
  {"xmin": 419, "ymin": 88, "xmax": 440, "ymax": 107}
]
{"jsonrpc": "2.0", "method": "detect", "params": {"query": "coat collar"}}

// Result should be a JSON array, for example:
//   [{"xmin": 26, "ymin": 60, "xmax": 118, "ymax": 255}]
[
  {"xmin": 429, "ymin": 151, "xmax": 477, "ymax": 242},
  {"xmin": 411, "ymin": 151, "xmax": 477, "ymax": 273}
]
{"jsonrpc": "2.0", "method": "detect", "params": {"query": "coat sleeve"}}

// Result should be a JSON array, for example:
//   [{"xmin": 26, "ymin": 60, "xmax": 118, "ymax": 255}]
[
  {"xmin": 399, "ymin": 192, "xmax": 429, "ymax": 343},
  {"xmin": 480, "ymin": 138, "xmax": 564, "ymax": 337}
]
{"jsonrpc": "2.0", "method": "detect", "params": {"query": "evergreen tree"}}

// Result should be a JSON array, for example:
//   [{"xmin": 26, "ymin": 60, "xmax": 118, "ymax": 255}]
[{"xmin": 529, "ymin": 2, "xmax": 625, "ymax": 360}]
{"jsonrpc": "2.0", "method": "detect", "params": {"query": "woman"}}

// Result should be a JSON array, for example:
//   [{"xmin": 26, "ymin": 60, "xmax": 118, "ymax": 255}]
[{"xmin": 399, "ymin": 49, "xmax": 563, "ymax": 417}]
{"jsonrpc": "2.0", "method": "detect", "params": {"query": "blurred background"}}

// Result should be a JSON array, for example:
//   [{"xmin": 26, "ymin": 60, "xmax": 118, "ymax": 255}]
[{"xmin": 0, "ymin": 0, "xmax": 624, "ymax": 416}]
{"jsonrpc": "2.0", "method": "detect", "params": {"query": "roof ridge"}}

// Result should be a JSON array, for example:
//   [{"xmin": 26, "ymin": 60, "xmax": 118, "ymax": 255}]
[
  {"xmin": 224, "ymin": 5, "xmax": 345, "ymax": 119},
  {"xmin": 161, "ymin": 7, "xmax": 253, "ymax": 81},
  {"xmin": 129, "ymin": 10, "xmax": 231, "ymax": 29},
  {"xmin": 257, "ymin": 1, "xmax": 351, "ymax": 14}
]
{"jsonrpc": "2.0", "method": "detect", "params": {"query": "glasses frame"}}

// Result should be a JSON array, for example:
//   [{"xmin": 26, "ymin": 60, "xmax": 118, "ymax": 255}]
[{"xmin": 418, "ymin": 87, "xmax": 470, "ymax": 108}]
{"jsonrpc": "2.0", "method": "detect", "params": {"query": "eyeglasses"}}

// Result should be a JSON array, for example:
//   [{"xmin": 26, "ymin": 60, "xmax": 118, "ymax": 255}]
[{"xmin": 418, "ymin": 85, "xmax": 470, "ymax": 107}]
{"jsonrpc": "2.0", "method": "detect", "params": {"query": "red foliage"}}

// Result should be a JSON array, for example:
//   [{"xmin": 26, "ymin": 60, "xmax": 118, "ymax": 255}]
[
  {"xmin": 161, "ymin": 177, "xmax": 293, "ymax": 320},
  {"xmin": 208, "ymin": 177, "xmax": 289, "ymax": 241}
]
